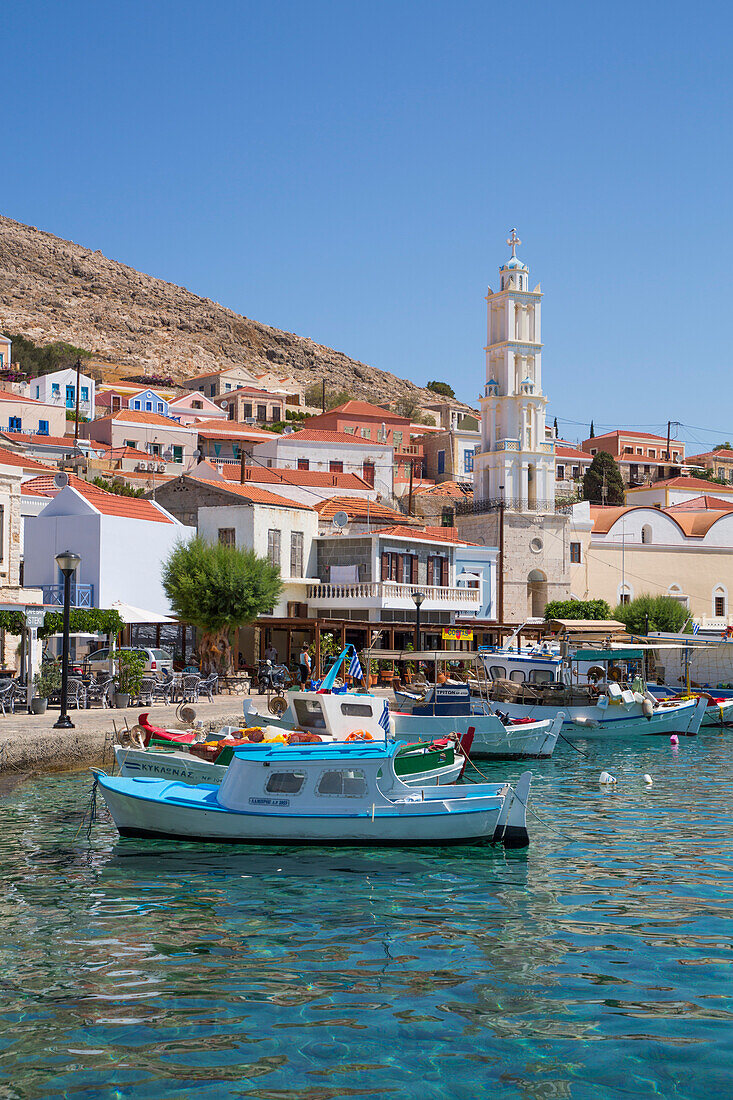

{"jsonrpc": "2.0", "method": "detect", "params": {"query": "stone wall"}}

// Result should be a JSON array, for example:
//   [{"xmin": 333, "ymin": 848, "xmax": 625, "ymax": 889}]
[{"xmin": 456, "ymin": 509, "xmax": 570, "ymax": 621}]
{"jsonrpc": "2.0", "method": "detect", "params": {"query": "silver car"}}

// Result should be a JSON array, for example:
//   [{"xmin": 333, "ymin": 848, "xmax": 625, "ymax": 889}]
[{"xmin": 84, "ymin": 646, "xmax": 174, "ymax": 676}]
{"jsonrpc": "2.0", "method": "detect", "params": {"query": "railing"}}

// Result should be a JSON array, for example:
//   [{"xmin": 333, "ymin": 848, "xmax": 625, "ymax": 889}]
[
  {"xmin": 495, "ymin": 439, "xmax": 520, "ymax": 452},
  {"xmin": 454, "ymin": 496, "xmax": 573, "ymax": 516},
  {"xmin": 41, "ymin": 583, "xmax": 94, "ymax": 607},
  {"xmin": 394, "ymin": 443, "xmax": 423, "ymax": 456},
  {"xmin": 307, "ymin": 581, "xmax": 480, "ymax": 605},
  {"xmin": 539, "ymin": 442, "xmax": 555, "ymax": 453}
]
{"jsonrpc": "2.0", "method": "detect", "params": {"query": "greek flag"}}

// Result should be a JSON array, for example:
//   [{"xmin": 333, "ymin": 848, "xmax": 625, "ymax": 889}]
[
  {"xmin": 349, "ymin": 649, "xmax": 364, "ymax": 680},
  {"xmin": 692, "ymin": 622, "xmax": 700, "ymax": 634},
  {"xmin": 379, "ymin": 699, "xmax": 390, "ymax": 732}
]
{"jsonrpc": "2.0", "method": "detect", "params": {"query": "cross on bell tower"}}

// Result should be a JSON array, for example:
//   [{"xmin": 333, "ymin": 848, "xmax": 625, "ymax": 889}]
[{"xmin": 507, "ymin": 227, "xmax": 521, "ymax": 258}]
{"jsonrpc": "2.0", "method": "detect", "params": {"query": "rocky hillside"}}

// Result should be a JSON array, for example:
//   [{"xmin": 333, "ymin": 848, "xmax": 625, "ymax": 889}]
[{"xmin": 0, "ymin": 215, "xmax": 464, "ymax": 409}]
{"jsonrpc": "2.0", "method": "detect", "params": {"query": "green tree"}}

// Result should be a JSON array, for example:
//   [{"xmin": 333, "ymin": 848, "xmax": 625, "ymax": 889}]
[
  {"xmin": 5, "ymin": 333, "xmax": 93, "ymax": 376},
  {"xmin": 544, "ymin": 599, "xmax": 612, "ymax": 621},
  {"xmin": 589, "ymin": 420, "xmax": 595, "ymax": 438},
  {"xmin": 90, "ymin": 476, "xmax": 145, "ymax": 498},
  {"xmin": 426, "ymin": 380, "xmax": 456, "ymax": 399},
  {"xmin": 613, "ymin": 594, "xmax": 690, "ymax": 634},
  {"xmin": 304, "ymin": 383, "xmax": 352, "ymax": 410},
  {"xmin": 582, "ymin": 451, "xmax": 625, "ymax": 505},
  {"xmin": 162, "ymin": 537, "xmax": 283, "ymax": 673}
]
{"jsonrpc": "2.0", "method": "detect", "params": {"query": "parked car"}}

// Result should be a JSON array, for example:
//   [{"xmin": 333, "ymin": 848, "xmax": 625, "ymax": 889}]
[{"xmin": 84, "ymin": 647, "xmax": 174, "ymax": 676}]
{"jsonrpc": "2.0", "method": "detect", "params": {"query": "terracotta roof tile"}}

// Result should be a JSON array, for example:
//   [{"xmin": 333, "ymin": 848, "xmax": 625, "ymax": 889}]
[
  {"xmin": 107, "ymin": 409, "xmax": 197, "ymax": 429},
  {"xmin": 281, "ymin": 427, "xmax": 387, "ymax": 445},
  {"xmin": 686, "ymin": 449, "xmax": 733, "ymax": 462},
  {"xmin": 0, "ymin": 447, "xmax": 53, "ymax": 473},
  {"xmin": 556, "ymin": 445, "xmax": 591, "ymax": 460},
  {"xmin": 314, "ymin": 496, "xmax": 409, "ymax": 522},
  {"xmin": 215, "ymin": 464, "xmax": 370, "ymax": 490},
  {"xmin": 194, "ymin": 419, "xmax": 273, "ymax": 439},
  {"xmin": 373, "ymin": 524, "xmax": 477, "ymax": 545},
  {"xmin": 629, "ymin": 476, "xmax": 733, "ymax": 491},
  {"xmin": 324, "ymin": 400, "xmax": 410, "ymax": 421},
  {"xmin": 189, "ymin": 476, "xmax": 313, "ymax": 509},
  {"xmin": 22, "ymin": 472, "xmax": 175, "ymax": 523},
  {"xmin": 0, "ymin": 431, "xmax": 78, "ymax": 447}
]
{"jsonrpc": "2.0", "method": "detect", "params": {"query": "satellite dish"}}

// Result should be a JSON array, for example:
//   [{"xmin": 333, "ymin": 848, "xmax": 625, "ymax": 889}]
[
  {"xmin": 332, "ymin": 511, "xmax": 349, "ymax": 529},
  {"xmin": 53, "ymin": 472, "xmax": 69, "ymax": 489},
  {"xmin": 282, "ymin": 425, "xmax": 294, "ymax": 435}
]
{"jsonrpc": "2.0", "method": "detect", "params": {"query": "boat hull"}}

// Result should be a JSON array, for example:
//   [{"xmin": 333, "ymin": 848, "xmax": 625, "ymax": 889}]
[
  {"xmin": 98, "ymin": 773, "xmax": 530, "ymax": 847},
  {"xmin": 390, "ymin": 711, "xmax": 559, "ymax": 758},
  {"xmin": 493, "ymin": 696, "xmax": 705, "ymax": 737}
]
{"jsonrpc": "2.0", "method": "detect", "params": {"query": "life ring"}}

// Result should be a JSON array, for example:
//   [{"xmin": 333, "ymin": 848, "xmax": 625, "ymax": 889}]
[{"xmin": 346, "ymin": 730, "xmax": 373, "ymax": 742}]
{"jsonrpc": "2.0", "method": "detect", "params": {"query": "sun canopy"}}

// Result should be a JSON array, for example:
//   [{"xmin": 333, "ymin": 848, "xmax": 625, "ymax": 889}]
[
  {"xmin": 573, "ymin": 648, "xmax": 644, "ymax": 662},
  {"xmin": 109, "ymin": 600, "xmax": 175, "ymax": 625}
]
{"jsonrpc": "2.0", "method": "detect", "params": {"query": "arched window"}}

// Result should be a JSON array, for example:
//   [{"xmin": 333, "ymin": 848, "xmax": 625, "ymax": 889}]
[
  {"xmin": 618, "ymin": 583, "xmax": 633, "ymax": 605},
  {"xmin": 641, "ymin": 524, "xmax": 652, "ymax": 544},
  {"xmin": 713, "ymin": 585, "xmax": 727, "ymax": 619}
]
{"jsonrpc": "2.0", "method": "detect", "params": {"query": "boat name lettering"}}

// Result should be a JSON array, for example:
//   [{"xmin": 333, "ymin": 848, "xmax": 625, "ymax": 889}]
[{"xmin": 248, "ymin": 797, "xmax": 291, "ymax": 807}]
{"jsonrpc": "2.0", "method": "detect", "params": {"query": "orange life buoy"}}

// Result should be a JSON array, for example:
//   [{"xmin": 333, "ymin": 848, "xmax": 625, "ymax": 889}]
[{"xmin": 346, "ymin": 730, "xmax": 374, "ymax": 742}]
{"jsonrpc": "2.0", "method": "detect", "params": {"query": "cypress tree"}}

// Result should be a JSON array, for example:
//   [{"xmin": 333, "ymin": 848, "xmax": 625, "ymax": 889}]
[{"xmin": 582, "ymin": 451, "xmax": 625, "ymax": 505}]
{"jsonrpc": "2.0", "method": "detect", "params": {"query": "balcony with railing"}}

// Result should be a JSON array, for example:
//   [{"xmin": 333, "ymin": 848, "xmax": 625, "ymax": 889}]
[
  {"xmin": 455, "ymin": 496, "xmax": 573, "ymax": 516},
  {"xmin": 494, "ymin": 439, "xmax": 520, "ymax": 452},
  {"xmin": 394, "ymin": 442, "xmax": 423, "ymax": 457},
  {"xmin": 306, "ymin": 580, "xmax": 480, "ymax": 612},
  {"xmin": 41, "ymin": 583, "xmax": 94, "ymax": 607}
]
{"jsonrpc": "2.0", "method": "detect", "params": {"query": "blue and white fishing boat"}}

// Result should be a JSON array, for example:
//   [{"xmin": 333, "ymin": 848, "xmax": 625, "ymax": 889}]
[
  {"xmin": 485, "ymin": 647, "xmax": 707, "ymax": 737},
  {"xmin": 96, "ymin": 741, "xmax": 533, "ymax": 847}
]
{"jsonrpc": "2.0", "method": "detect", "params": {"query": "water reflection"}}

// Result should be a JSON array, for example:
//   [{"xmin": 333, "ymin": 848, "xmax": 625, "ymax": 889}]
[{"xmin": 0, "ymin": 735, "xmax": 732, "ymax": 1097}]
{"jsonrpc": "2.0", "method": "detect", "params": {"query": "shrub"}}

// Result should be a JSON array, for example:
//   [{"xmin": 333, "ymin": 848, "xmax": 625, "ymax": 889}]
[
  {"xmin": 582, "ymin": 451, "xmax": 625, "ymax": 505},
  {"xmin": 613, "ymin": 595, "xmax": 690, "ymax": 634},
  {"xmin": 544, "ymin": 599, "xmax": 612, "ymax": 621},
  {"xmin": 426, "ymin": 381, "xmax": 456, "ymax": 398}
]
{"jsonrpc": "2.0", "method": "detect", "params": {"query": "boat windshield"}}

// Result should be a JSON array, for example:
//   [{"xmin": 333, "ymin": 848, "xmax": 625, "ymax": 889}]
[
  {"xmin": 316, "ymin": 769, "xmax": 368, "ymax": 798},
  {"xmin": 292, "ymin": 699, "xmax": 327, "ymax": 730}
]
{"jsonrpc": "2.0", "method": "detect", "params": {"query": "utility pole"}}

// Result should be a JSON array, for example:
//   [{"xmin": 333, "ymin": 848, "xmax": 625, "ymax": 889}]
[
  {"xmin": 666, "ymin": 419, "xmax": 671, "ymax": 469},
  {"xmin": 321, "ymin": 379, "xmax": 326, "ymax": 413},
  {"xmin": 73, "ymin": 357, "xmax": 81, "ymax": 443},
  {"xmin": 240, "ymin": 445, "xmax": 246, "ymax": 485},
  {"xmin": 498, "ymin": 485, "xmax": 505, "ymax": 624},
  {"xmin": 407, "ymin": 457, "xmax": 414, "ymax": 517},
  {"xmin": 601, "ymin": 469, "xmax": 608, "ymax": 505}
]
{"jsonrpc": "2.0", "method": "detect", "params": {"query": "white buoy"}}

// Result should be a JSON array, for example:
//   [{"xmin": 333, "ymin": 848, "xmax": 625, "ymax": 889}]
[
  {"xmin": 599, "ymin": 771, "xmax": 617, "ymax": 786},
  {"xmin": 643, "ymin": 774, "xmax": 653, "ymax": 785}
]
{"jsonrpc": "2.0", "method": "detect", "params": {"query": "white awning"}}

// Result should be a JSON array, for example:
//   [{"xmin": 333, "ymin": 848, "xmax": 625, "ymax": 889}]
[{"xmin": 109, "ymin": 600, "xmax": 176, "ymax": 624}]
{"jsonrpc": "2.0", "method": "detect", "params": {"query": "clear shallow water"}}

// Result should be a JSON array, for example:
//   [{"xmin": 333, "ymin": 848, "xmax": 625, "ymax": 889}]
[{"xmin": 0, "ymin": 736, "xmax": 732, "ymax": 1100}]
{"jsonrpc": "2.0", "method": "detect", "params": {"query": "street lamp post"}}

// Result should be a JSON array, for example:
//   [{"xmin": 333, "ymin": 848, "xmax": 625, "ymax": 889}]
[
  {"xmin": 54, "ymin": 550, "xmax": 81, "ymax": 730},
  {"xmin": 411, "ymin": 590, "xmax": 425, "ymax": 654}
]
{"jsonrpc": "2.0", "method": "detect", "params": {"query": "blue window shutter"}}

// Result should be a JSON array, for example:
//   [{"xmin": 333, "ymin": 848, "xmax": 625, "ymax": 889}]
[{"xmin": 437, "ymin": 450, "xmax": 445, "ymax": 474}]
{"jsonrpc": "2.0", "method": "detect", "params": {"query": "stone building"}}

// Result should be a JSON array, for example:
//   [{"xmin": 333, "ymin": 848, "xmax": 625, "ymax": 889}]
[{"xmin": 456, "ymin": 231, "xmax": 570, "ymax": 621}]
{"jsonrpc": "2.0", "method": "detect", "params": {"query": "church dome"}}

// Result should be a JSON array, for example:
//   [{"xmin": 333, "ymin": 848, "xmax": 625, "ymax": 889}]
[{"xmin": 504, "ymin": 256, "xmax": 527, "ymax": 270}]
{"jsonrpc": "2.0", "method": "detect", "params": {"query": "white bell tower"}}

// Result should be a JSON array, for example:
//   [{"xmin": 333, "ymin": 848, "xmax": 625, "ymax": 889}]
[{"xmin": 474, "ymin": 230, "xmax": 554, "ymax": 510}]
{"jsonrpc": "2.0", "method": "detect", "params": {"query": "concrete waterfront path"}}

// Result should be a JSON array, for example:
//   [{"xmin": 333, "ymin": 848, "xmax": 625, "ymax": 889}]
[
  {"xmin": 0, "ymin": 693, "xmax": 273, "ymax": 777},
  {"xmin": 0, "ymin": 688, "xmax": 394, "ymax": 777}
]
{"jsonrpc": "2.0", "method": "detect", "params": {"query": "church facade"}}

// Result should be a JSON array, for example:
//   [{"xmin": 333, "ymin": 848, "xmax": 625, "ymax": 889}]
[{"xmin": 456, "ymin": 232, "xmax": 571, "ymax": 621}]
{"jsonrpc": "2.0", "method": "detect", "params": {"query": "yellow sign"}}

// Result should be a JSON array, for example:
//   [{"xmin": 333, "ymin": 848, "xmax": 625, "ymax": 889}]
[{"xmin": 442, "ymin": 628, "xmax": 474, "ymax": 641}]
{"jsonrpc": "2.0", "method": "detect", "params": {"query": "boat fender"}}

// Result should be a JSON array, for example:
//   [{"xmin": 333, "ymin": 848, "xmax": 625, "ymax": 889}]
[
  {"xmin": 642, "ymin": 698, "xmax": 654, "ymax": 720},
  {"xmin": 644, "ymin": 774, "xmax": 653, "ymax": 785},
  {"xmin": 599, "ymin": 771, "xmax": 617, "ymax": 786},
  {"xmin": 670, "ymin": 734, "xmax": 679, "ymax": 745},
  {"xmin": 572, "ymin": 715, "xmax": 600, "ymax": 729}
]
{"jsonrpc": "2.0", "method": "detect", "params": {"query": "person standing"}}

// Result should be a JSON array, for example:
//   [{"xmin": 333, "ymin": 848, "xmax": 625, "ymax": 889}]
[
  {"xmin": 264, "ymin": 642, "xmax": 278, "ymax": 663},
  {"xmin": 299, "ymin": 645, "xmax": 312, "ymax": 690}
]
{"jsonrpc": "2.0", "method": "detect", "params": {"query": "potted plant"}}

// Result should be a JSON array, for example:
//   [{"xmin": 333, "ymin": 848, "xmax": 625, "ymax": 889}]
[
  {"xmin": 32, "ymin": 661, "xmax": 62, "ymax": 714},
  {"xmin": 379, "ymin": 660, "xmax": 394, "ymax": 685},
  {"xmin": 114, "ymin": 649, "xmax": 145, "ymax": 707}
]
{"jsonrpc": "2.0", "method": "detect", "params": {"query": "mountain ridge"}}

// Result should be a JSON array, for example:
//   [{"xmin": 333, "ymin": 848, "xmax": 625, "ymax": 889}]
[{"xmin": 0, "ymin": 215, "xmax": 466, "ymax": 410}]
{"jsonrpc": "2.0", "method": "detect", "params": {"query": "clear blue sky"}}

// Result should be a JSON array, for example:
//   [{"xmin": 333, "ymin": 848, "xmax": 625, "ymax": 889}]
[{"xmin": 3, "ymin": 1, "xmax": 732, "ymax": 448}]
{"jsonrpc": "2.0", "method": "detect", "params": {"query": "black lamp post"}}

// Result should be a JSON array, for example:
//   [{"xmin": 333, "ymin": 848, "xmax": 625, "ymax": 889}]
[
  {"xmin": 412, "ymin": 590, "xmax": 425, "ymax": 654},
  {"xmin": 53, "ymin": 550, "xmax": 81, "ymax": 730}
]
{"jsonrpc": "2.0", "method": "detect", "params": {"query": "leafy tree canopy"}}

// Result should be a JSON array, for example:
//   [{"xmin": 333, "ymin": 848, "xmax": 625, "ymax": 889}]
[
  {"xmin": 5, "ymin": 333, "xmax": 93, "ymax": 377},
  {"xmin": 162, "ymin": 537, "xmax": 283, "ymax": 672},
  {"xmin": 582, "ymin": 451, "xmax": 625, "ymax": 505},
  {"xmin": 613, "ymin": 594, "xmax": 690, "ymax": 634},
  {"xmin": 90, "ymin": 476, "xmax": 145, "ymax": 498},
  {"xmin": 426, "ymin": 380, "xmax": 456, "ymax": 399},
  {"xmin": 713, "ymin": 442, "xmax": 732, "ymax": 451},
  {"xmin": 304, "ymin": 383, "xmax": 352, "ymax": 410},
  {"xmin": 544, "ymin": 599, "xmax": 612, "ymax": 621},
  {"xmin": 38, "ymin": 607, "xmax": 124, "ymax": 639}
]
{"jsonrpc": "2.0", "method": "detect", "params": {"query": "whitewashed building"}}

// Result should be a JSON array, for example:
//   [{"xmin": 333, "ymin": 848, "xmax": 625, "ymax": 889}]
[
  {"xmin": 23, "ymin": 476, "xmax": 193, "ymax": 616},
  {"xmin": 253, "ymin": 427, "xmax": 393, "ymax": 500},
  {"xmin": 29, "ymin": 367, "xmax": 96, "ymax": 420}
]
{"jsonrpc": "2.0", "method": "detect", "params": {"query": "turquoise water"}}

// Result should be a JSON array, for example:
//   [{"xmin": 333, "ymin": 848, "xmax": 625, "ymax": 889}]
[{"xmin": 1, "ymin": 736, "xmax": 732, "ymax": 1099}]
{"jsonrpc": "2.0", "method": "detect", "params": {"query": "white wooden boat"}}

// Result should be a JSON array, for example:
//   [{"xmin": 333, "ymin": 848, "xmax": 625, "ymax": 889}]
[
  {"xmin": 647, "ymin": 685, "xmax": 733, "ymax": 727},
  {"xmin": 96, "ymin": 742, "xmax": 533, "ymax": 847},
  {"xmin": 486, "ymin": 648, "xmax": 708, "ymax": 737},
  {"xmin": 391, "ymin": 682, "xmax": 562, "ymax": 758}
]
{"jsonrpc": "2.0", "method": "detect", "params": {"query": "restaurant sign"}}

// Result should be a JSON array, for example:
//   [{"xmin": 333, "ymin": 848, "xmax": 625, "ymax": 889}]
[{"xmin": 442, "ymin": 628, "xmax": 474, "ymax": 641}]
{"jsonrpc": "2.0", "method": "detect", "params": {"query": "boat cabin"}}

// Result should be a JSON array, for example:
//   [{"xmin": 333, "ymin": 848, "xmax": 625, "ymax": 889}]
[
  {"xmin": 273, "ymin": 690, "xmax": 388, "ymax": 740},
  {"xmin": 217, "ymin": 741, "xmax": 407, "ymax": 812}
]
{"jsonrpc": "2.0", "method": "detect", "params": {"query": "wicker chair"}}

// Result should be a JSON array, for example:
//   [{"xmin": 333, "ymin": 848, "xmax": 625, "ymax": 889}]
[
  {"xmin": 66, "ymin": 678, "xmax": 87, "ymax": 710},
  {"xmin": 86, "ymin": 676, "xmax": 114, "ymax": 708},
  {"xmin": 0, "ymin": 680, "xmax": 16, "ymax": 716},
  {"xmin": 181, "ymin": 673, "xmax": 201, "ymax": 702},
  {"xmin": 197, "ymin": 673, "xmax": 218, "ymax": 702}
]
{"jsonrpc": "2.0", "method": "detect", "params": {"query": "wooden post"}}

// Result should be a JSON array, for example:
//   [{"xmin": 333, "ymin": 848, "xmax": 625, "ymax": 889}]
[
  {"xmin": 315, "ymin": 620, "xmax": 322, "ymax": 679},
  {"xmin": 73, "ymin": 357, "xmax": 81, "ymax": 444},
  {"xmin": 408, "ymin": 458, "xmax": 414, "ymax": 516},
  {"xmin": 240, "ymin": 446, "xmax": 246, "ymax": 484}
]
